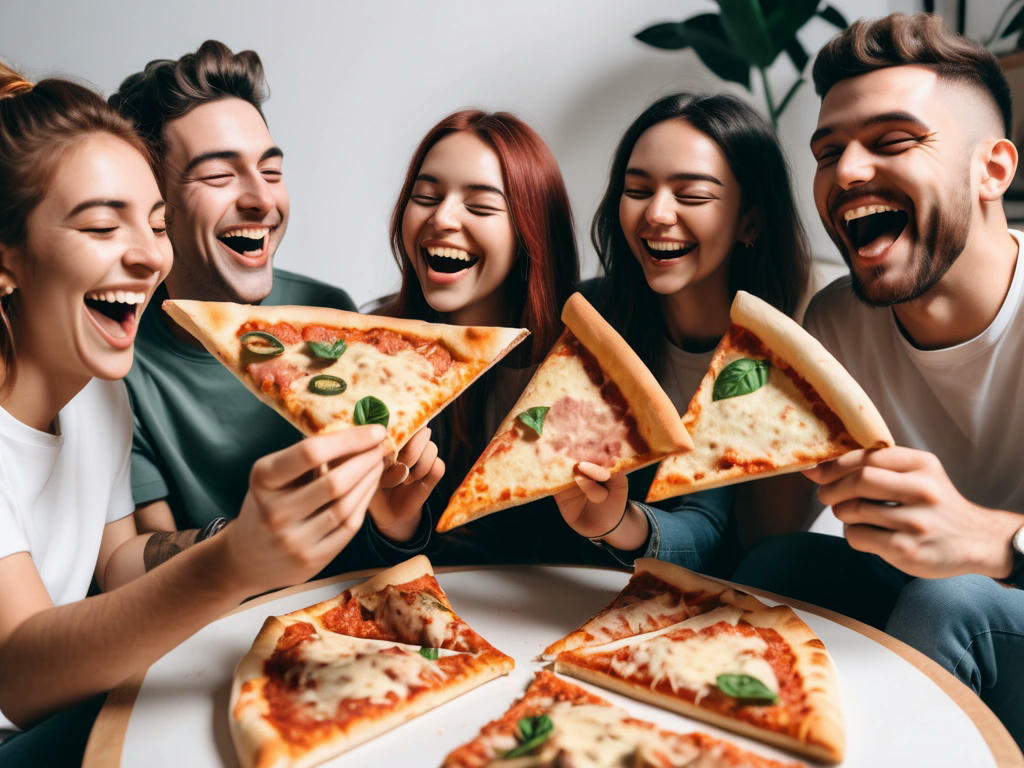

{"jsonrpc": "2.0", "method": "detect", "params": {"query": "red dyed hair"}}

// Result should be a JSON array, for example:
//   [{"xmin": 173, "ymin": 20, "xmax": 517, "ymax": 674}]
[{"xmin": 386, "ymin": 109, "xmax": 578, "ymax": 365}]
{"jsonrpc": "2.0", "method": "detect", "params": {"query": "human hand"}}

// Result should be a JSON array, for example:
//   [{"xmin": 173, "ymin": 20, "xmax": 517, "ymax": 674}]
[
  {"xmin": 805, "ymin": 447, "xmax": 1020, "ymax": 579},
  {"xmin": 221, "ymin": 425, "xmax": 387, "ymax": 594},
  {"xmin": 555, "ymin": 462, "xmax": 646, "ymax": 550},
  {"xmin": 369, "ymin": 427, "xmax": 445, "ymax": 543}
]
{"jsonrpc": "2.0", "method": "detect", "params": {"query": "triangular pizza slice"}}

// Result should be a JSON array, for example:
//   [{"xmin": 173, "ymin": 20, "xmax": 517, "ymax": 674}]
[
  {"xmin": 230, "ymin": 555, "xmax": 514, "ymax": 768},
  {"xmin": 546, "ymin": 559, "xmax": 845, "ymax": 764},
  {"xmin": 647, "ymin": 290, "xmax": 892, "ymax": 502},
  {"xmin": 163, "ymin": 300, "xmax": 527, "ymax": 461},
  {"xmin": 437, "ymin": 292, "xmax": 692, "ymax": 532},
  {"xmin": 443, "ymin": 669, "xmax": 805, "ymax": 768}
]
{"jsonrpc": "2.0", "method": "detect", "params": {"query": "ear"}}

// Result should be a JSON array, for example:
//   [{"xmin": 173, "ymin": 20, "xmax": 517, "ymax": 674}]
[
  {"xmin": 0, "ymin": 242, "xmax": 18, "ymax": 297},
  {"xmin": 737, "ymin": 207, "xmax": 762, "ymax": 247},
  {"xmin": 978, "ymin": 137, "xmax": 1018, "ymax": 201}
]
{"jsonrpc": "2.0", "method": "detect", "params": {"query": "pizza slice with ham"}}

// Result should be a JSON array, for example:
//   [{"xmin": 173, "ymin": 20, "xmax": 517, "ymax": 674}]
[
  {"xmin": 546, "ymin": 559, "xmax": 845, "ymax": 764},
  {"xmin": 162, "ymin": 300, "xmax": 527, "ymax": 462},
  {"xmin": 442, "ymin": 669, "xmax": 806, "ymax": 768},
  {"xmin": 646, "ymin": 290, "xmax": 892, "ymax": 502},
  {"xmin": 229, "ymin": 555, "xmax": 514, "ymax": 768},
  {"xmin": 436, "ymin": 292, "xmax": 693, "ymax": 532}
]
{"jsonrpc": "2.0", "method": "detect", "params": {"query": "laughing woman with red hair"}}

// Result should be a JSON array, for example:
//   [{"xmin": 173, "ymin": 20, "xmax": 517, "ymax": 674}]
[{"xmin": 379, "ymin": 109, "xmax": 591, "ymax": 564}]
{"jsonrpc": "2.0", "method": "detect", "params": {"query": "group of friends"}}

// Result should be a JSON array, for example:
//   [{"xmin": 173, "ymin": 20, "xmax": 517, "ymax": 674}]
[{"xmin": 0, "ymin": 11, "xmax": 1021, "ymax": 765}]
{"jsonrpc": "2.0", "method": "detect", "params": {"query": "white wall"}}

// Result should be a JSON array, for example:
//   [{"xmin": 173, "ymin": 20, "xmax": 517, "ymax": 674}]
[{"xmin": 0, "ymin": 0, "xmax": 894, "ymax": 307}]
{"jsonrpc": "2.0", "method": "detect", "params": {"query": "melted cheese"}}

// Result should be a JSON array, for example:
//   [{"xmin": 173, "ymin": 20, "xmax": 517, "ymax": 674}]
[
  {"xmin": 579, "ymin": 606, "xmax": 744, "ymax": 655},
  {"xmin": 289, "ymin": 633, "xmax": 453, "ymax": 719},
  {"xmin": 365, "ymin": 589, "xmax": 456, "ymax": 648}
]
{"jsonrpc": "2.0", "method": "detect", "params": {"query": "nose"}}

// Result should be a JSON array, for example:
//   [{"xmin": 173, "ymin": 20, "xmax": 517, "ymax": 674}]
[
  {"xmin": 124, "ymin": 224, "xmax": 172, "ymax": 276},
  {"xmin": 834, "ymin": 141, "xmax": 874, "ymax": 190},
  {"xmin": 430, "ymin": 196, "xmax": 461, "ymax": 231},
  {"xmin": 237, "ymin": 172, "xmax": 276, "ymax": 216},
  {"xmin": 645, "ymin": 189, "xmax": 676, "ymax": 226}
]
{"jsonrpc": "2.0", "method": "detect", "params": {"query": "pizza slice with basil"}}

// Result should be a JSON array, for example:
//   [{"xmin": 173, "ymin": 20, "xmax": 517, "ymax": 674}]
[
  {"xmin": 230, "ymin": 555, "xmax": 514, "ymax": 768},
  {"xmin": 646, "ymin": 290, "xmax": 892, "ymax": 502},
  {"xmin": 547, "ymin": 560, "xmax": 845, "ymax": 764},
  {"xmin": 162, "ymin": 300, "xmax": 527, "ymax": 462},
  {"xmin": 436, "ymin": 292, "xmax": 693, "ymax": 533},
  {"xmin": 443, "ymin": 669, "xmax": 806, "ymax": 768}
]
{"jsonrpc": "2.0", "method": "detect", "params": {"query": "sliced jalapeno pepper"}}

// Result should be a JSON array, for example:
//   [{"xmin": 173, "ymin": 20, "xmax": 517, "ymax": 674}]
[
  {"xmin": 308, "ymin": 374, "xmax": 347, "ymax": 396},
  {"xmin": 239, "ymin": 330, "xmax": 285, "ymax": 357}
]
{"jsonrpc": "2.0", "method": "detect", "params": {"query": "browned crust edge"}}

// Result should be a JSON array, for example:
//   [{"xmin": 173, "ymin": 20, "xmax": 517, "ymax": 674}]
[
  {"xmin": 730, "ymin": 291, "xmax": 892, "ymax": 449},
  {"xmin": 561, "ymin": 293, "xmax": 692, "ymax": 454}
]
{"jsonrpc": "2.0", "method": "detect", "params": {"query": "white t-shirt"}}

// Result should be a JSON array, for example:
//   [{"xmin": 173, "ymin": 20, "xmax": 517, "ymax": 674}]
[
  {"xmin": 804, "ymin": 230, "xmax": 1024, "ymax": 514},
  {"xmin": 0, "ymin": 378, "xmax": 134, "ymax": 732}
]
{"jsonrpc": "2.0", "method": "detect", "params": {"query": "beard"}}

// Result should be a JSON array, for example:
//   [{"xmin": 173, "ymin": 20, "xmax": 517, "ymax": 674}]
[{"xmin": 834, "ymin": 184, "xmax": 971, "ymax": 308}]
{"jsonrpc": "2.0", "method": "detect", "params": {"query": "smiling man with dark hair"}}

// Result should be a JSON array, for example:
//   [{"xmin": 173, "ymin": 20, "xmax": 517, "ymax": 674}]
[{"xmin": 733, "ymin": 13, "xmax": 1024, "ymax": 748}]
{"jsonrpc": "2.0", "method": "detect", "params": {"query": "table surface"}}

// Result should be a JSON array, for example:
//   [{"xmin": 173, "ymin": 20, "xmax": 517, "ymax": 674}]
[{"xmin": 84, "ymin": 564, "xmax": 1024, "ymax": 768}]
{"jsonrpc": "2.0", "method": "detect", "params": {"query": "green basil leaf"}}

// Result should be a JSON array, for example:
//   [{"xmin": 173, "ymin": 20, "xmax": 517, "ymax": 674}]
[
  {"xmin": 516, "ymin": 406, "xmax": 550, "ymax": 436},
  {"xmin": 353, "ymin": 396, "xmax": 390, "ymax": 427},
  {"xmin": 715, "ymin": 673, "xmax": 779, "ymax": 703},
  {"xmin": 712, "ymin": 358, "xmax": 770, "ymax": 401},
  {"xmin": 418, "ymin": 647, "xmax": 439, "ymax": 661},
  {"xmin": 308, "ymin": 375, "xmax": 347, "ymax": 396},
  {"xmin": 308, "ymin": 339, "xmax": 347, "ymax": 360},
  {"xmin": 239, "ymin": 330, "xmax": 284, "ymax": 357},
  {"xmin": 505, "ymin": 714, "xmax": 553, "ymax": 757}
]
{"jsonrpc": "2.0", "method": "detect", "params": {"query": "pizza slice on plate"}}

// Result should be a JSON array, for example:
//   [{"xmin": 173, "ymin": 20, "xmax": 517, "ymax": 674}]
[
  {"xmin": 442, "ymin": 669, "xmax": 805, "ymax": 768},
  {"xmin": 437, "ymin": 292, "xmax": 692, "ymax": 532},
  {"xmin": 647, "ymin": 289, "xmax": 892, "ymax": 502},
  {"xmin": 162, "ymin": 300, "xmax": 527, "ymax": 461},
  {"xmin": 229, "ymin": 555, "xmax": 514, "ymax": 768},
  {"xmin": 547, "ymin": 559, "xmax": 845, "ymax": 764}
]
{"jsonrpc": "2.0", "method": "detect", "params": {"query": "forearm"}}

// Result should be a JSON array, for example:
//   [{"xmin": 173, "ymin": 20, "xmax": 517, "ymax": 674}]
[{"xmin": 0, "ymin": 535, "xmax": 247, "ymax": 727}]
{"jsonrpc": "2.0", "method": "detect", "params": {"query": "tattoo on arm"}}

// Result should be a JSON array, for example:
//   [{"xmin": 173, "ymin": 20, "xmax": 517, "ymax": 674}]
[{"xmin": 143, "ymin": 529, "xmax": 201, "ymax": 571}]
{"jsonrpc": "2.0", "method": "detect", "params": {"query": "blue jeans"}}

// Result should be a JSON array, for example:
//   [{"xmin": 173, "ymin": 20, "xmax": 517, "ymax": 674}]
[
  {"xmin": 733, "ymin": 532, "xmax": 1024, "ymax": 751},
  {"xmin": 0, "ymin": 693, "xmax": 106, "ymax": 767}
]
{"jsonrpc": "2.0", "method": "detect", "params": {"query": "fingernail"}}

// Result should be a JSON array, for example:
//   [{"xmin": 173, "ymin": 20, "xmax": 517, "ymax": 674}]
[{"xmin": 370, "ymin": 424, "xmax": 386, "ymax": 440}]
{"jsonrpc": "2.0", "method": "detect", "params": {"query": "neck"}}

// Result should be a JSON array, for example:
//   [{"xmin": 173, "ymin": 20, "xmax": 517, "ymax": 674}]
[
  {"xmin": 0, "ymin": 359, "xmax": 88, "ymax": 433},
  {"xmin": 892, "ymin": 225, "xmax": 1017, "ymax": 349},
  {"xmin": 659, "ymin": 277, "xmax": 732, "ymax": 352},
  {"xmin": 447, "ymin": 296, "xmax": 506, "ymax": 329}
]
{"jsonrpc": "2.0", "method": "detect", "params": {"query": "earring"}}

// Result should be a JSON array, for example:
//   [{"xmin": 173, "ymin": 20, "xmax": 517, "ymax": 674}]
[
  {"xmin": 742, "ymin": 240, "xmax": 755, "ymax": 249},
  {"xmin": 0, "ymin": 284, "xmax": 13, "ymax": 296}
]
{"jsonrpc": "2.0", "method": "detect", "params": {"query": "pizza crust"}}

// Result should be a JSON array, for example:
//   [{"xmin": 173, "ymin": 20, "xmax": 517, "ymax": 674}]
[
  {"xmin": 730, "ymin": 291, "xmax": 892, "ymax": 449},
  {"xmin": 562, "ymin": 293, "xmax": 692, "ymax": 454}
]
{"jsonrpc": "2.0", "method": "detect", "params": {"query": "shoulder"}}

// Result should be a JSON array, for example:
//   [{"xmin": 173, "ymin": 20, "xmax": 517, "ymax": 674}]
[
  {"xmin": 803, "ymin": 276, "xmax": 865, "ymax": 339},
  {"xmin": 269, "ymin": 268, "xmax": 356, "ymax": 311}
]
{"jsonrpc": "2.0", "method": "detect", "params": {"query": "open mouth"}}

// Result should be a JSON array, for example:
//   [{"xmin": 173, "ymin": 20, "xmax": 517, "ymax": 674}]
[
  {"xmin": 843, "ymin": 204, "xmax": 908, "ymax": 254},
  {"xmin": 424, "ymin": 246, "xmax": 480, "ymax": 274},
  {"xmin": 84, "ymin": 290, "xmax": 144, "ymax": 340},
  {"xmin": 643, "ymin": 239, "xmax": 697, "ymax": 261},
  {"xmin": 218, "ymin": 227, "xmax": 269, "ymax": 257}
]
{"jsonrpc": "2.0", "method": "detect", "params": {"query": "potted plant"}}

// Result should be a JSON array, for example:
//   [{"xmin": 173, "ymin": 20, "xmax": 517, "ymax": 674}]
[{"xmin": 635, "ymin": 1, "xmax": 849, "ymax": 130}]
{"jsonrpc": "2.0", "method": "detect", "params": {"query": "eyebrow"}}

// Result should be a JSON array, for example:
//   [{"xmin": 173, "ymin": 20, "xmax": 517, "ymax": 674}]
[
  {"xmin": 65, "ymin": 199, "xmax": 166, "ymax": 219},
  {"xmin": 183, "ymin": 146, "xmax": 284, "ymax": 175},
  {"xmin": 624, "ymin": 168, "xmax": 724, "ymax": 186},
  {"xmin": 810, "ymin": 111, "xmax": 929, "ymax": 147},
  {"xmin": 413, "ymin": 174, "xmax": 506, "ymax": 198}
]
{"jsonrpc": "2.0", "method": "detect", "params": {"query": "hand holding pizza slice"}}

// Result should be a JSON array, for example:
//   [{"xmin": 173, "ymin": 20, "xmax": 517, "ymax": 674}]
[{"xmin": 647, "ymin": 290, "xmax": 893, "ymax": 502}]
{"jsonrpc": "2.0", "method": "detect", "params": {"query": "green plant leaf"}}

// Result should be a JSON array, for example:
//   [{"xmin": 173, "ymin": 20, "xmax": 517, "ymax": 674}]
[
  {"xmin": 418, "ymin": 647, "xmax": 439, "ymax": 661},
  {"xmin": 816, "ymin": 4, "xmax": 849, "ymax": 29},
  {"xmin": 636, "ymin": 16, "xmax": 751, "ymax": 88},
  {"xmin": 716, "ymin": 673, "xmax": 779, "ymax": 703},
  {"xmin": 715, "ymin": 0, "xmax": 776, "ymax": 67},
  {"xmin": 517, "ymin": 406, "xmax": 550, "ymax": 436},
  {"xmin": 712, "ymin": 358, "xmax": 770, "ymax": 401},
  {"xmin": 1004, "ymin": 5, "xmax": 1024, "ymax": 39},
  {"xmin": 635, "ymin": 21, "xmax": 692, "ymax": 50},
  {"xmin": 775, "ymin": 77, "xmax": 806, "ymax": 117},
  {"xmin": 353, "ymin": 396, "xmax": 390, "ymax": 427},
  {"xmin": 505, "ymin": 715, "xmax": 554, "ymax": 758},
  {"xmin": 764, "ymin": 0, "xmax": 819, "ymax": 50},
  {"xmin": 783, "ymin": 38, "xmax": 808, "ymax": 72},
  {"xmin": 307, "ymin": 339, "xmax": 347, "ymax": 360}
]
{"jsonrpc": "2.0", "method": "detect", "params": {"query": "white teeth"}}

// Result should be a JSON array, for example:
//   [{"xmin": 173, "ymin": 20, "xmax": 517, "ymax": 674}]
[
  {"xmin": 85, "ymin": 290, "xmax": 146, "ymax": 305},
  {"xmin": 843, "ymin": 204, "xmax": 898, "ymax": 222},
  {"xmin": 645, "ymin": 240, "xmax": 687, "ymax": 252},
  {"xmin": 426, "ymin": 246, "xmax": 472, "ymax": 261},
  {"xmin": 221, "ymin": 227, "xmax": 269, "ymax": 239}
]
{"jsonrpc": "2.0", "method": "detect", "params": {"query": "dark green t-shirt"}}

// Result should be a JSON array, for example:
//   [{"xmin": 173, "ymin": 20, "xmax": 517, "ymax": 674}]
[{"xmin": 126, "ymin": 269, "xmax": 356, "ymax": 529}]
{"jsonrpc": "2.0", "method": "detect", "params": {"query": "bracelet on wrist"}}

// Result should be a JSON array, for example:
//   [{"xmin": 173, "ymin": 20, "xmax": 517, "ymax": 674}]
[
  {"xmin": 587, "ymin": 506, "xmax": 630, "ymax": 544},
  {"xmin": 197, "ymin": 516, "xmax": 229, "ymax": 542}
]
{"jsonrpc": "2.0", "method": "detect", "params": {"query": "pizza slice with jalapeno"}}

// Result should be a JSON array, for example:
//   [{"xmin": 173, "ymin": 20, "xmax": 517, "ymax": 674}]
[
  {"xmin": 443, "ymin": 669, "xmax": 806, "ymax": 768},
  {"xmin": 229, "ymin": 555, "xmax": 514, "ymax": 768},
  {"xmin": 646, "ymin": 290, "xmax": 893, "ymax": 502},
  {"xmin": 545, "ymin": 559, "xmax": 845, "ymax": 764},
  {"xmin": 162, "ymin": 300, "xmax": 527, "ymax": 462},
  {"xmin": 436, "ymin": 292, "xmax": 693, "ymax": 532}
]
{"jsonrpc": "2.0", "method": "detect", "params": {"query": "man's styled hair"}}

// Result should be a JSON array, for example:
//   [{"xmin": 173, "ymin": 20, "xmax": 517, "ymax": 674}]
[
  {"xmin": 813, "ymin": 13, "xmax": 1012, "ymax": 136},
  {"xmin": 109, "ymin": 40, "xmax": 268, "ymax": 166}
]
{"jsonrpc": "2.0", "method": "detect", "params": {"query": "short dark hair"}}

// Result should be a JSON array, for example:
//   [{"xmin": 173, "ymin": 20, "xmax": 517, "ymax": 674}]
[
  {"xmin": 109, "ymin": 39, "xmax": 268, "ymax": 165},
  {"xmin": 592, "ymin": 92, "xmax": 810, "ymax": 374},
  {"xmin": 813, "ymin": 13, "xmax": 1012, "ymax": 136}
]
